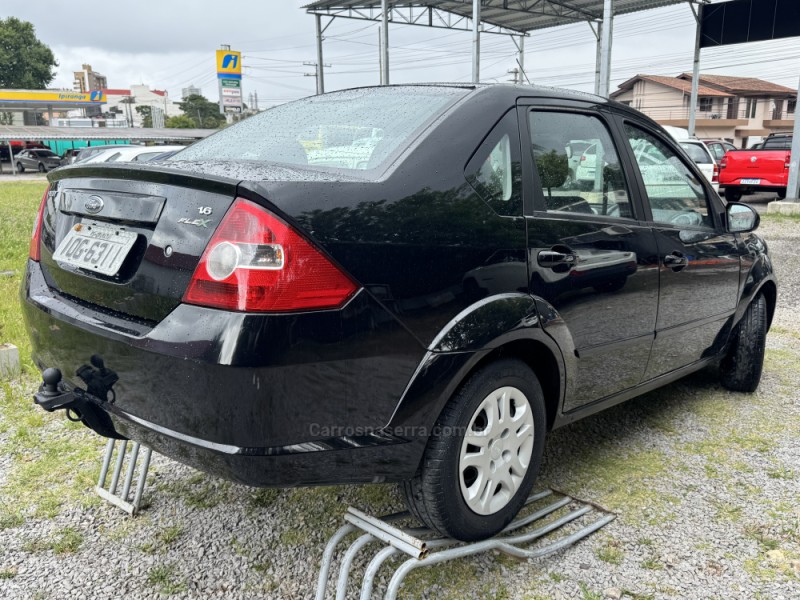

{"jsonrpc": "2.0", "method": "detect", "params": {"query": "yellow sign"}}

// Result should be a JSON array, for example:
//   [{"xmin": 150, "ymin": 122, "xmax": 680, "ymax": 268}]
[
  {"xmin": 0, "ymin": 89, "xmax": 106, "ymax": 104},
  {"xmin": 216, "ymin": 50, "xmax": 242, "ymax": 79}
]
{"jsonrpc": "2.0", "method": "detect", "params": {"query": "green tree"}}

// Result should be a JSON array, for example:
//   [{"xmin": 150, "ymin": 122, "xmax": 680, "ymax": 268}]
[
  {"xmin": 165, "ymin": 114, "xmax": 196, "ymax": 129},
  {"xmin": 135, "ymin": 106, "xmax": 153, "ymax": 128},
  {"xmin": 536, "ymin": 150, "xmax": 569, "ymax": 197},
  {"xmin": 178, "ymin": 94, "xmax": 225, "ymax": 128},
  {"xmin": 0, "ymin": 18, "xmax": 58, "ymax": 88}
]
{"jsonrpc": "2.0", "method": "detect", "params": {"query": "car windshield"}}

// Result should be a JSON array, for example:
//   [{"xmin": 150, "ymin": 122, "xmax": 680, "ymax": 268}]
[
  {"xmin": 173, "ymin": 86, "xmax": 468, "ymax": 171},
  {"xmin": 33, "ymin": 150, "xmax": 57, "ymax": 158},
  {"xmin": 680, "ymin": 143, "xmax": 712, "ymax": 164}
]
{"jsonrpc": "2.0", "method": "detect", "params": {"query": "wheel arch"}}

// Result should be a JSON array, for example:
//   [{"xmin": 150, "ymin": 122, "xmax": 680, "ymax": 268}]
[
  {"xmin": 758, "ymin": 279, "xmax": 777, "ymax": 330},
  {"xmin": 461, "ymin": 339, "xmax": 562, "ymax": 431}
]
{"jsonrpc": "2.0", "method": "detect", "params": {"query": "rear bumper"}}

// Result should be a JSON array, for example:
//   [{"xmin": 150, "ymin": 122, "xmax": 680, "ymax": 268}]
[{"xmin": 21, "ymin": 259, "xmax": 437, "ymax": 486}]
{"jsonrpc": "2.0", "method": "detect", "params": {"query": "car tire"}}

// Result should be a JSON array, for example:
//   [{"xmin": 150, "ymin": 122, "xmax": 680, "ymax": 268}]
[
  {"xmin": 776, "ymin": 190, "xmax": 787, "ymax": 200},
  {"xmin": 37, "ymin": 163, "xmax": 46, "ymax": 173},
  {"xmin": 720, "ymin": 293, "xmax": 767, "ymax": 393},
  {"xmin": 16, "ymin": 162, "xmax": 24, "ymax": 173},
  {"xmin": 402, "ymin": 358, "xmax": 546, "ymax": 541},
  {"xmin": 724, "ymin": 188, "xmax": 742, "ymax": 202}
]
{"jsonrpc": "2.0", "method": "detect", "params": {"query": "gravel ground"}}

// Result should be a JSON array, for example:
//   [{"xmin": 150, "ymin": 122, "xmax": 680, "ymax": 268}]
[{"xmin": 1, "ymin": 216, "xmax": 799, "ymax": 600}]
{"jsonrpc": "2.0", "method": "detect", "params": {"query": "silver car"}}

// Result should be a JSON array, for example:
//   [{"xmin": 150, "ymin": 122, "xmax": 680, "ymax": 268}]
[{"xmin": 15, "ymin": 149, "xmax": 62, "ymax": 172}]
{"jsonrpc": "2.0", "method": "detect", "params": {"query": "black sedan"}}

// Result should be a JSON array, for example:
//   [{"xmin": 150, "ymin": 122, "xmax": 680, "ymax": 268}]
[{"xmin": 22, "ymin": 84, "xmax": 775, "ymax": 541}]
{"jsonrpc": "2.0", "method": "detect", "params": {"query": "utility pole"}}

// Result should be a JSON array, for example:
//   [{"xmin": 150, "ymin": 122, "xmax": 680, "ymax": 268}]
[
  {"xmin": 381, "ymin": 0, "xmax": 389, "ymax": 85},
  {"xmin": 472, "ymin": 0, "xmax": 481, "ymax": 83},
  {"xmin": 597, "ymin": 0, "xmax": 614, "ymax": 98},
  {"xmin": 507, "ymin": 68, "xmax": 520, "ymax": 84},
  {"xmin": 785, "ymin": 74, "xmax": 800, "ymax": 201},
  {"xmin": 304, "ymin": 61, "xmax": 332, "ymax": 94},
  {"xmin": 688, "ymin": 2, "xmax": 704, "ymax": 137}
]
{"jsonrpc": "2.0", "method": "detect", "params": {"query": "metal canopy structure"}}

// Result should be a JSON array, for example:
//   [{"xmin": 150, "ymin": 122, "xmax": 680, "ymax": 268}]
[
  {"xmin": 0, "ymin": 125, "xmax": 215, "ymax": 142},
  {"xmin": 0, "ymin": 126, "xmax": 216, "ymax": 176},
  {"xmin": 305, "ymin": 0, "xmax": 695, "ymax": 94}
]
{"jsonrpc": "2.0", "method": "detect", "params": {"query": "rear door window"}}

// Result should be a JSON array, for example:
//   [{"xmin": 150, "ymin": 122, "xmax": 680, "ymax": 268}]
[
  {"xmin": 527, "ymin": 110, "xmax": 633, "ymax": 220},
  {"xmin": 680, "ymin": 143, "xmax": 712, "ymax": 164}
]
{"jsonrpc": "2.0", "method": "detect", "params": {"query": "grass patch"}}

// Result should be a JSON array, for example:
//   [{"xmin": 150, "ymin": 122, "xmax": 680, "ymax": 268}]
[
  {"xmin": 140, "ymin": 524, "xmax": 183, "ymax": 554},
  {"xmin": 146, "ymin": 564, "xmax": 187, "ymax": 595},
  {"xmin": 160, "ymin": 473, "xmax": 231, "ymax": 510},
  {"xmin": 641, "ymin": 556, "xmax": 663, "ymax": 570},
  {"xmin": 248, "ymin": 488, "xmax": 280, "ymax": 511},
  {"xmin": 0, "ymin": 379, "xmax": 104, "ymax": 519},
  {"xmin": 760, "ymin": 212, "xmax": 800, "ymax": 224},
  {"xmin": 547, "ymin": 443, "xmax": 675, "ymax": 520},
  {"xmin": 578, "ymin": 582, "xmax": 603, "ymax": 600},
  {"xmin": 0, "ymin": 181, "xmax": 48, "ymax": 372},
  {"xmin": 596, "ymin": 538, "xmax": 624, "ymax": 565},
  {"xmin": 24, "ymin": 526, "xmax": 83, "ymax": 555},
  {"xmin": 0, "ymin": 567, "xmax": 16, "ymax": 579},
  {"xmin": 767, "ymin": 465, "xmax": 795, "ymax": 480}
]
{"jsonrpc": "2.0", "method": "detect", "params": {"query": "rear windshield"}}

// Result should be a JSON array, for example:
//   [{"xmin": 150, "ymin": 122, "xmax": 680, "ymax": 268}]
[
  {"xmin": 763, "ymin": 137, "xmax": 792, "ymax": 150},
  {"xmin": 173, "ymin": 87, "xmax": 468, "ymax": 171},
  {"xmin": 680, "ymin": 142, "xmax": 712, "ymax": 164}
]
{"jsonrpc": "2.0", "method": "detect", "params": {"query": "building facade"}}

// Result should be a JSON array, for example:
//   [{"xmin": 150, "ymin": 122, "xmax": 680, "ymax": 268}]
[
  {"xmin": 73, "ymin": 64, "xmax": 107, "ymax": 94},
  {"xmin": 102, "ymin": 85, "xmax": 183, "ymax": 127},
  {"xmin": 611, "ymin": 74, "xmax": 797, "ymax": 148},
  {"xmin": 182, "ymin": 85, "xmax": 202, "ymax": 99}
]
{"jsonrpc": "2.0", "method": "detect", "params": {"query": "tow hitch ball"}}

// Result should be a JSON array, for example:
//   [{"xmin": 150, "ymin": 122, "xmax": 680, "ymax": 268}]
[{"xmin": 34, "ymin": 368, "xmax": 126, "ymax": 440}]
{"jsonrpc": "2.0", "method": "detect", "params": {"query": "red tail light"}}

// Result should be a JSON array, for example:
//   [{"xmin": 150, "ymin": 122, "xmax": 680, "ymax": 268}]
[
  {"xmin": 712, "ymin": 163, "xmax": 720, "ymax": 183},
  {"xmin": 29, "ymin": 185, "xmax": 50, "ymax": 261},
  {"xmin": 719, "ymin": 157, "xmax": 727, "ymax": 169},
  {"xmin": 184, "ymin": 198, "xmax": 358, "ymax": 312}
]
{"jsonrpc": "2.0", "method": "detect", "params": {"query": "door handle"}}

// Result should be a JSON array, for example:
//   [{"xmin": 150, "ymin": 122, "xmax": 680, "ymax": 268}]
[
  {"xmin": 663, "ymin": 251, "xmax": 688, "ymax": 271},
  {"xmin": 538, "ymin": 247, "xmax": 577, "ymax": 270}
]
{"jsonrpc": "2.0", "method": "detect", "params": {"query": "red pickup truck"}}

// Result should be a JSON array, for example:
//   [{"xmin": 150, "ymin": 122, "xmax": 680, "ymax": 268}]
[{"xmin": 719, "ymin": 134, "xmax": 792, "ymax": 201}]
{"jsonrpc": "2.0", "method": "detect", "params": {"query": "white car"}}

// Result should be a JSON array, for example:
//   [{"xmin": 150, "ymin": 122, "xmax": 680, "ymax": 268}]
[
  {"xmin": 679, "ymin": 140, "xmax": 720, "ymax": 193},
  {"xmin": 81, "ymin": 145, "xmax": 187, "ymax": 164}
]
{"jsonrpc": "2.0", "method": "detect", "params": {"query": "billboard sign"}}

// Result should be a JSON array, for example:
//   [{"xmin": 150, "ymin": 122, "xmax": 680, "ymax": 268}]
[
  {"xmin": 216, "ymin": 50, "xmax": 242, "ymax": 79},
  {"xmin": 0, "ymin": 90, "xmax": 106, "ymax": 105},
  {"xmin": 221, "ymin": 87, "xmax": 241, "ymax": 98}
]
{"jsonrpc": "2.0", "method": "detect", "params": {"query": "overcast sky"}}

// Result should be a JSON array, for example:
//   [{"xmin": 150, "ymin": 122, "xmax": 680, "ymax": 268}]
[{"xmin": 6, "ymin": 1, "xmax": 800, "ymax": 108}]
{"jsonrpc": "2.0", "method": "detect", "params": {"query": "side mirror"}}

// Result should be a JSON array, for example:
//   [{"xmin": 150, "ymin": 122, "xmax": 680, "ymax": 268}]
[{"xmin": 727, "ymin": 202, "xmax": 760, "ymax": 233}]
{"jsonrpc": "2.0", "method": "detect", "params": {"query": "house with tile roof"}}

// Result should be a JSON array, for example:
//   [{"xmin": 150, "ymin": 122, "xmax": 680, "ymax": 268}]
[{"xmin": 611, "ymin": 74, "xmax": 797, "ymax": 148}]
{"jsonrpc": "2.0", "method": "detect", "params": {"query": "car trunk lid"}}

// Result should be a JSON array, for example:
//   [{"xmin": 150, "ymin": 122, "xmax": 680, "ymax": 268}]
[{"xmin": 40, "ymin": 164, "xmax": 241, "ymax": 323}]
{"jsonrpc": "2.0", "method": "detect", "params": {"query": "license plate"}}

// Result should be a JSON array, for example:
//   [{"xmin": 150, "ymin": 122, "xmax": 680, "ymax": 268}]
[
  {"xmin": 740, "ymin": 178, "xmax": 761, "ymax": 185},
  {"xmin": 52, "ymin": 222, "xmax": 137, "ymax": 276}
]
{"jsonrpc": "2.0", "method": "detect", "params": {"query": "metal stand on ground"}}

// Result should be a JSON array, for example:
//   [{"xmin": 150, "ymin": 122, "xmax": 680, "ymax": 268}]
[
  {"xmin": 94, "ymin": 438, "xmax": 152, "ymax": 515},
  {"xmin": 316, "ymin": 489, "xmax": 615, "ymax": 600}
]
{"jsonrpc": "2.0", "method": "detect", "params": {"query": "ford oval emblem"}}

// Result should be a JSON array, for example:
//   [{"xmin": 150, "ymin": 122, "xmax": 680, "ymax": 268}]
[
  {"xmin": 750, "ymin": 156, "xmax": 758, "ymax": 163},
  {"xmin": 85, "ymin": 195, "xmax": 104, "ymax": 214}
]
